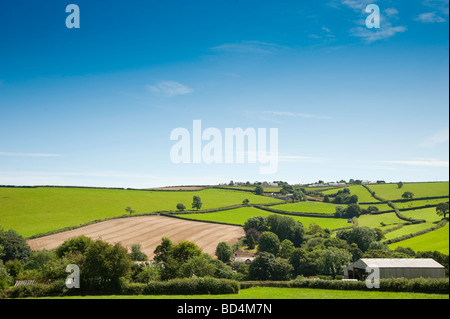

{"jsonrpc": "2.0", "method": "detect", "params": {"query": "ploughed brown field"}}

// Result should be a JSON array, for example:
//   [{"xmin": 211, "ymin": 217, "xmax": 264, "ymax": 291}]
[{"xmin": 27, "ymin": 215, "xmax": 245, "ymax": 260}]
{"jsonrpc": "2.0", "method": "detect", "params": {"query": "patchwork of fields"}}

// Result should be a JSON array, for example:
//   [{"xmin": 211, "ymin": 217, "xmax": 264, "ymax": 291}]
[
  {"xmin": 0, "ymin": 187, "xmax": 280, "ymax": 237},
  {"xmin": 0, "ymin": 182, "xmax": 448, "ymax": 257}
]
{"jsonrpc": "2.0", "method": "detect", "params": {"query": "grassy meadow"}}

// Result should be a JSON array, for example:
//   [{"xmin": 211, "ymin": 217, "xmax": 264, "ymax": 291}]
[
  {"xmin": 0, "ymin": 187, "xmax": 281, "ymax": 237},
  {"xmin": 0, "ymin": 182, "xmax": 448, "ymax": 255},
  {"xmin": 321, "ymin": 185, "xmax": 375, "ymax": 202},
  {"xmin": 389, "ymin": 223, "xmax": 449, "ymax": 254},
  {"xmin": 367, "ymin": 182, "xmax": 449, "ymax": 200},
  {"xmin": 395, "ymin": 198, "xmax": 449, "ymax": 209},
  {"xmin": 36, "ymin": 286, "xmax": 448, "ymax": 299},
  {"xmin": 180, "ymin": 206, "xmax": 350, "ymax": 230},
  {"xmin": 274, "ymin": 201, "xmax": 345, "ymax": 214}
]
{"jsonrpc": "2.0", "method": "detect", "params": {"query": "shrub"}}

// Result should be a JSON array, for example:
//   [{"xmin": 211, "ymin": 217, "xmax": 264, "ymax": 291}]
[
  {"xmin": 143, "ymin": 277, "xmax": 239, "ymax": 295},
  {"xmin": 215, "ymin": 242, "xmax": 233, "ymax": 263}
]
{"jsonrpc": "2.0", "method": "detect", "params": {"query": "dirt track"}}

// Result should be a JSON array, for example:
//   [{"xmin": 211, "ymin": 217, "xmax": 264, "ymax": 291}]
[{"xmin": 27, "ymin": 216, "xmax": 245, "ymax": 260}]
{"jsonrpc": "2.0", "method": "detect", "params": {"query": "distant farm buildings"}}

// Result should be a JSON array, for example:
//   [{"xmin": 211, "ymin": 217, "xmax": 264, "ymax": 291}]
[
  {"xmin": 233, "ymin": 250, "xmax": 256, "ymax": 265},
  {"xmin": 344, "ymin": 258, "xmax": 446, "ymax": 280}
]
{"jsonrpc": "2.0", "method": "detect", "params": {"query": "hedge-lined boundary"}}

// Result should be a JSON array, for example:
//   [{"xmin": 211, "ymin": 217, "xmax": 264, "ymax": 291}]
[
  {"xmin": 3, "ymin": 277, "xmax": 447, "ymax": 298},
  {"xmin": 170, "ymin": 204, "xmax": 245, "ymax": 215},
  {"xmin": 362, "ymin": 185, "xmax": 426, "ymax": 224},
  {"xmin": 27, "ymin": 205, "xmax": 250, "ymax": 240},
  {"xmin": 26, "ymin": 212, "xmax": 160, "ymax": 240},
  {"xmin": 253, "ymin": 205, "xmax": 337, "ymax": 218},
  {"xmin": 159, "ymin": 212, "xmax": 243, "ymax": 227},
  {"xmin": 382, "ymin": 218, "xmax": 449, "ymax": 245},
  {"xmin": 1, "ymin": 278, "xmax": 240, "ymax": 299},
  {"xmin": 382, "ymin": 223, "xmax": 406, "ymax": 235},
  {"xmin": 240, "ymin": 278, "xmax": 449, "ymax": 294},
  {"xmin": 211, "ymin": 186, "xmax": 257, "ymax": 193},
  {"xmin": 25, "ymin": 201, "xmax": 284, "ymax": 240},
  {"xmin": 359, "ymin": 195, "xmax": 449, "ymax": 205}
]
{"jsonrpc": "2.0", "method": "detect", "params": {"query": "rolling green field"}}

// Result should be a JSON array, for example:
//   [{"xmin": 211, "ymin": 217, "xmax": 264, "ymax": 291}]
[
  {"xmin": 218, "ymin": 186, "xmax": 282, "ymax": 193},
  {"xmin": 383, "ymin": 222, "xmax": 438, "ymax": 241},
  {"xmin": 395, "ymin": 198, "xmax": 449, "ymax": 209},
  {"xmin": 358, "ymin": 213, "xmax": 402, "ymax": 229},
  {"xmin": 0, "ymin": 187, "xmax": 281, "ymax": 237},
  {"xmin": 274, "ymin": 201, "xmax": 345, "ymax": 214},
  {"xmin": 367, "ymin": 182, "xmax": 449, "ymax": 201},
  {"xmin": 400, "ymin": 207, "xmax": 443, "ymax": 223},
  {"xmin": 179, "ymin": 206, "xmax": 349, "ymax": 230},
  {"xmin": 389, "ymin": 224, "xmax": 449, "ymax": 254},
  {"xmin": 37, "ymin": 287, "xmax": 448, "ymax": 299},
  {"xmin": 1, "ymin": 183, "xmax": 448, "ymax": 255},
  {"xmin": 359, "ymin": 203, "xmax": 392, "ymax": 212},
  {"xmin": 321, "ymin": 185, "xmax": 375, "ymax": 202}
]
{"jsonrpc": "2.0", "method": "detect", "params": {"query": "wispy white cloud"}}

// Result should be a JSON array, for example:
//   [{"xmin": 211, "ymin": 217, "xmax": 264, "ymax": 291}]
[
  {"xmin": 419, "ymin": 128, "xmax": 449, "ymax": 147},
  {"xmin": 309, "ymin": 26, "xmax": 336, "ymax": 40},
  {"xmin": 210, "ymin": 41, "xmax": 288, "ymax": 55},
  {"xmin": 384, "ymin": 8, "xmax": 399, "ymax": 17},
  {"xmin": 344, "ymin": 0, "xmax": 373, "ymax": 10},
  {"xmin": 423, "ymin": 0, "xmax": 449, "ymax": 15},
  {"xmin": 263, "ymin": 111, "xmax": 332, "ymax": 120},
  {"xmin": 415, "ymin": 12, "xmax": 447, "ymax": 23},
  {"xmin": 350, "ymin": 25, "xmax": 407, "ymax": 43},
  {"xmin": 146, "ymin": 81, "xmax": 193, "ymax": 97},
  {"xmin": 0, "ymin": 152, "xmax": 63, "ymax": 157}
]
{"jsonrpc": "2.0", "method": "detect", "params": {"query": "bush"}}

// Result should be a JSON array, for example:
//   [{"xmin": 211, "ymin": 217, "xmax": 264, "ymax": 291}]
[
  {"xmin": 3, "ymin": 280, "xmax": 68, "ymax": 299},
  {"xmin": 215, "ymin": 242, "xmax": 233, "ymax": 263},
  {"xmin": 143, "ymin": 277, "xmax": 239, "ymax": 295}
]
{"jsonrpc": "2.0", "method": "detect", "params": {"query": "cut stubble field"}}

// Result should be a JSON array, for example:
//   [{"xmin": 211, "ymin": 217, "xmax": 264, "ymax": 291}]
[{"xmin": 26, "ymin": 215, "xmax": 245, "ymax": 259}]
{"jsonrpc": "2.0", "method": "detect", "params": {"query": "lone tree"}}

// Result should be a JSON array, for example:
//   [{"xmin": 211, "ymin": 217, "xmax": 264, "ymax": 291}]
[
  {"xmin": 254, "ymin": 185, "xmax": 264, "ymax": 195},
  {"xmin": 401, "ymin": 191, "xmax": 414, "ymax": 200},
  {"xmin": 397, "ymin": 181, "xmax": 404, "ymax": 189},
  {"xmin": 125, "ymin": 206, "xmax": 135, "ymax": 215},
  {"xmin": 129, "ymin": 244, "xmax": 148, "ymax": 261},
  {"xmin": 176, "ymin": 203, "xmax": 186, "ymax": 211},
  {"xmin": 215, "ymin": 242, "xmax": 233, "ymax": 263},
  {"xmin": 258, "ymin": 231, "xmax": 281, "ymax": 256},
  {"xmin": 192, "ymin": 196, "xmax": 202, "ymax": 210},
  {"xmin": 436, "ymin": 202, "xmax": 449, "ymax": 219}
]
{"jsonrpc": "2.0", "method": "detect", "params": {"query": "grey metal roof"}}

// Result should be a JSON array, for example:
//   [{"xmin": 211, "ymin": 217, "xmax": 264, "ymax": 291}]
[{"xmin": 357, "ymin": 258, "xmax": 445, "ymax": 268}]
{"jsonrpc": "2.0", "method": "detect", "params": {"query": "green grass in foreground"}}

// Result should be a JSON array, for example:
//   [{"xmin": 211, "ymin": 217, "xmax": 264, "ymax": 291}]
[
  {"xmin": 33, "ymin": 287, "xmax": 449, "ymax": 299},
  {"xmin": 0, "ymin": 187, "xmax": 281, "ymax": 237}
]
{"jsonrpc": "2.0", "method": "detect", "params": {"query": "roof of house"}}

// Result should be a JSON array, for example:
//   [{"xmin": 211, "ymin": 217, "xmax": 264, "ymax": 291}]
[
  {"xmin": 233, "ymin": 249, "xmax": 256, "ymax": 258},
  {"xmin": 350, "ymin": 258, "xmax": 445, "ymax": 269}
]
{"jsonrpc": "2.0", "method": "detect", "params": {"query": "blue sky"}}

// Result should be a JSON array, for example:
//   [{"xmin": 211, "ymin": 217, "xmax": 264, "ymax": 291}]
[{"xmin": 0, "ymin": 0, "xmax": 448, "ymax": 188}]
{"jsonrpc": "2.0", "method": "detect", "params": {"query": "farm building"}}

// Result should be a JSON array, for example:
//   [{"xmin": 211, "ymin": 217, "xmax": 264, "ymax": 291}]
[
  {"xmin": 344, "ymin": 258, "xmax": 446, "ymax": 280},
  {"xmin": 233, "ymin": 250, "xmax": 256, "ymax": 265}
]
